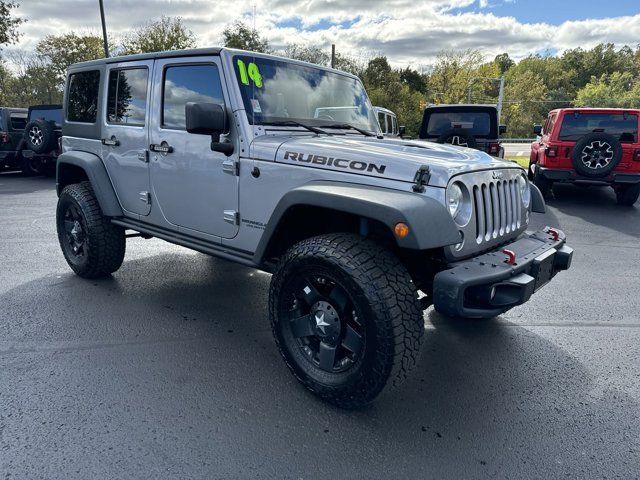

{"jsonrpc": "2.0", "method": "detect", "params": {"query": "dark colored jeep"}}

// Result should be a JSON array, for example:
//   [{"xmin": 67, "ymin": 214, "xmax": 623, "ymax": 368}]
[
  {"xmin": 418, "ymin": 104, "xmax": 506, "ymax": 158},
  {"xmin": 21, "ymin": 104, "xmax": 63, "ymax": 175},
  {"xmin": 0, "ymin": 107, "xmax": 27, "ymax": 172}
]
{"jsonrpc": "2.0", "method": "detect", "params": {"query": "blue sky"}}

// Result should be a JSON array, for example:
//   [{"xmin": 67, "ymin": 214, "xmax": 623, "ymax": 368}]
[{"xmin": 451, "ymin": 0, "xmax": 640, "ymax": 24}]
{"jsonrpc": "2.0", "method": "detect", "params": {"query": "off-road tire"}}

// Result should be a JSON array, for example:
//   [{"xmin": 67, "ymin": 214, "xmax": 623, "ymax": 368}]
[
  {"xmin": 56, "ymin": 182, "xmax": 125, "ymax": 278},
  {"xmin": 20, "ymin": 152, "xmax": 41, "ymax": 176},
  {"xmin": 436, "ymin": 129, "xmax": 478, "ymax": 149},
  {"xmin": 571, "ymin": 133, "xmax": 622, "ymax": 178},
  {"xmin": 269, "ymin": 233, "xmax": 425, "ymax": 408},
  {"xmin": 24, "ymin": 119, "xmax": 58, "ymax": 155},
  {"xmin": 615, "ymin": 183, "xmax": 640, "ymax": 206},
  {"xmin": 533, "ymin": 168, "xmax": 552, "ymax": 198}
]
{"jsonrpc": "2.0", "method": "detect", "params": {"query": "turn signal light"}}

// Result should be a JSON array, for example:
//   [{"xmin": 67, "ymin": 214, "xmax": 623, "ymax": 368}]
[{"xmin": 394, "ymin": 223, "xmax": 410, "ymax": 238}]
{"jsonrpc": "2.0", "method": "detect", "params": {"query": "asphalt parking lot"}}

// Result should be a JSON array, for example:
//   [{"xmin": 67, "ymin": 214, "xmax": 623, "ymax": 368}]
[{"xmin": 1, "ymin": 172, "xmax": 639, "ymax": 479}]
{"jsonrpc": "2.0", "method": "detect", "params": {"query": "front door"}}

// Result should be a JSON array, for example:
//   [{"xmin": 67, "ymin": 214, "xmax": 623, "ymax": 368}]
[
  {"xmin": 101, "ymin": 61, "xmax": 153, "ymax": 216},
  {"xmin": 148, "ymin": 57, "xmax": 239, "ymax": 239}
]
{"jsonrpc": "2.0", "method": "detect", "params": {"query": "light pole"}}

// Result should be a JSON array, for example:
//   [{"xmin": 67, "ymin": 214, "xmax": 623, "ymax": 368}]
[{"xmin": 98, "ymin": 0, "xmax": 109, "ymax": 57}]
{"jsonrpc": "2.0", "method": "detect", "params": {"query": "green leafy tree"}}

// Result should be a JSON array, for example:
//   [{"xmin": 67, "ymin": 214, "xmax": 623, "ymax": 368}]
[
  {"xmin": 35, "ymin": 32, "xmax": 105, "ymax": 86},
  {"xmin": 494, "ymin": 53, "xmax": 514, "ymax": 74},
  {"xmin": 429, "ymin": 49, "xmax": 485, "ymax": 104},
  {"xmin": 502, "ymin": 70, "xmax": 547, "ymax": 137},
  {"xmin": 0, "ymin": 1, "xmax": 23, "ymax": 50},
  {"xmin": 120, "ymin": 16, "xmax": 196, "ymax": 55},
  {"xmin": 575, "ymin": 72, "xmax": 640, "ymax": 108},
  {"xmin": 222, "ymin": 20, "xmax": 270, "ymax": 53}
]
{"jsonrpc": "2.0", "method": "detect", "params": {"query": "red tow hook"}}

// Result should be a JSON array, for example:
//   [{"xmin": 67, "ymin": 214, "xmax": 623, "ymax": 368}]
[
  {"xmin": 547, "ymin": 227, "xmax": 560, "ymax": 241},
  {"xmin": 502, "ymin": 249, "xmax": 517, "ymax": 265}
]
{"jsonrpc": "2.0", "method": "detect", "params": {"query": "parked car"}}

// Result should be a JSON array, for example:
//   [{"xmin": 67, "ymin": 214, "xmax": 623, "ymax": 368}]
[
  {"xmin": 374, "ymin": 106, "xmax": 404, "ymax": 137},
  {"xmin": 530, "ymin": 108, "xmax": 640, "ymax": 205},
  {"xmin": 21, "ymin": 104, "xmax": 63, "ymax": 175},
  {"xmin": 55, "ymin": 48, "xmax": 572, "ymax": 407},
  {"xmin": 0, "ymin": 107, "xmax": 27, "ymax": 172},
  {"xmin": 418, "ymin": 104, "xmax": 506, "ymax": 157}
]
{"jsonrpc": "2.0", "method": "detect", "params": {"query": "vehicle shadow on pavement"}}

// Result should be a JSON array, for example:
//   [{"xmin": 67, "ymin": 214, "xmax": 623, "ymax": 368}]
[
  {"xmin": 546, "ymin": 183, "xmax": 640, "ymax": 239},
  {"xmin": 1, "ymin": 253, "xmax": 638, "ymax": 478},
  {"xmin": 0, "ymin": 172, "xmax": 56, "ymax": 196}
]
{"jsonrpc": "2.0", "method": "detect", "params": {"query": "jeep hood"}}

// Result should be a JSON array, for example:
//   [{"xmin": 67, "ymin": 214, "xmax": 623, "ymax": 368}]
[{"xmin": 251, "ymin": 134, "xmax": 519, "ymax": 187}]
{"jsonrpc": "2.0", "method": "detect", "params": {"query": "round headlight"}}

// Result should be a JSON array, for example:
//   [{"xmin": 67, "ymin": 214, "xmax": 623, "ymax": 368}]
[
  {"xmin": 519, "ymin": 174, "xmax": 531, "ymax": 207},
  {"xmin": 447, "ymin": 182, "xmax": 463, "ymax": 218}
]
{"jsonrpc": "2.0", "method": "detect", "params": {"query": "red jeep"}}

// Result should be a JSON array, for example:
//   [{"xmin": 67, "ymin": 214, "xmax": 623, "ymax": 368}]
[{"xmin": 529, "ymin": 108, "xmax": 640, "ymax": 205}]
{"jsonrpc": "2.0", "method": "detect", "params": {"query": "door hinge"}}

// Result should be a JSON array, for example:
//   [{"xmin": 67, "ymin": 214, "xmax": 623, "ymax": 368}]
[
  {"xmin": 222, "ymin": 158, "xmax": 239, "ymax": 176},
  {"xmin": 223, "ymin": 210, "xmax": 239, "ymax": 225},
  {"xmin": 139, "ymin": 191, "xmax": 151, "ymax": 204}
]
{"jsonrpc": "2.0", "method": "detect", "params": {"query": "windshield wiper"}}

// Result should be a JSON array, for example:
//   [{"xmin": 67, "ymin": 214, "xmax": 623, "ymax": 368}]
[
  {"xmin": 319, "ymin": 123, "xmax": 377, "ymax": 137},
  {"xmin": 261, "ymin": 120, "xmax": 329, "ymax": 135}
]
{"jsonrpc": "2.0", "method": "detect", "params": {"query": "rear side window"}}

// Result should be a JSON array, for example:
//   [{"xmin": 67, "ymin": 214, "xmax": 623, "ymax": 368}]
[
  {"xmin": 391, "ymin": 115, "xmax": 397, "ymax": 135},
  {"xmin": 377, "ymin": 112, "xmax": 387, "ymax": 133},
  {"xmin": 559, "ymin": 113, "xmax": 638, "ymax": 142},
  {"xmin": 106, "ymin": 67, "xmax": 148, "ymax": 126},
  {"xmin": 29, "ymin": 108, "xmax": 62, "ymax": 126},
  {"xmin": 9, "ymin": 114, "xmax": 27, "ymax": 130},
  {"xmin": 162, "ymin": 64, "xmax": 224, "ymax": 130},
  {"xmin": 67, "ymin": 70, "xmax": 101, "ymax": 123},
  {"xmin": 426, "ymin": 111, "xmax": 492, "ymax": 137}
]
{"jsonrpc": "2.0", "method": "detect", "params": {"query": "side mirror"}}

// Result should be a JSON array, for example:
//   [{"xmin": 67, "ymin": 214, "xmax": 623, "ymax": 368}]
[
  {"xmin": 533, "ymin": 124, "xmax": 543, "ymax": 136},
  {"xmin": 498, "ymin": 124, "xmax": 507, "ymax": 135},
  {"xmin": 185, "ymin": 102, "xmax": 234, "ymax": 156},
  {"xmin": 399, "ymin": 125, "xmax": 406, "ymax": 137}
]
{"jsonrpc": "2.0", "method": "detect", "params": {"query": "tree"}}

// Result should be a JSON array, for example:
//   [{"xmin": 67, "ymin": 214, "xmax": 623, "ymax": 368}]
[
  {"xmin": 120, "ymin": 16, "xmax": 196, "ymax": 55},
  {"xmin": 429, "ymin": 49, "xmax": 485, "ymax": 104},
  {"xmin": 35, "ymin": 33, "xmax": 105, "ymax": 86},
  {"xmin": 501, "ymin": 70, "xmax": 548, "ymax": 137},
  {"xmin": 283, "ymin": 44, "xmax": 329, "ymax": 65},
  {"xmin": 575, "ymin": 72, "xmax": 640, "ymax": 108},
  {"xmin": 0, "ymin": 1, "xmax": 23, "ymax": 49},
  {"xmin": 222, "ymin": 20, "xmax": 270, "ymax": 53},
  {"xmin": 399, "ymin": 67, "xmax": 428, "ymax": 94},
  {"xmin": 494, "ymin": 53, "xmax": 514, "ymax": 75}
]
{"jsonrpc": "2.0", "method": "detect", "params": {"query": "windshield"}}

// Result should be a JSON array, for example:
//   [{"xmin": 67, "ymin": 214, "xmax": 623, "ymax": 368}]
[
  {"xmin": 234, "ymin": 55, "xmax": 378, "ymax": 132},
  {"xmin": 558, "ymin": 113, "xmax": 638, "ymax": 142}
]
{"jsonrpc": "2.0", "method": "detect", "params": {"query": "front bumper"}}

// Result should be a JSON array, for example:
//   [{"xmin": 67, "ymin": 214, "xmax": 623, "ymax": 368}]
[{"xmin": 433, "ymin": 227, "xmax": 573, "ymax": 318}]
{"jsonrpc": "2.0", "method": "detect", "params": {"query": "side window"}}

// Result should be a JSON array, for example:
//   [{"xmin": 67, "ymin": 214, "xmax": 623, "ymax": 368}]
[
  {"xmin": 548, "ymin": 114, "xmax": 557, "ymax": 135},
  {"xmin": 10, "ymin": 114, "xmax": 27, "ymax": 130},
  {"xmin": 106, "ymin": 67, "xmax": 148, "ymax": 126},
  {"xmin": 162, "ymin": 64, "xmax": 224, "ymax": 130},
  {"xmin": 377, "ymin": 112, "xmax": 387, "ymax": 133},
  {"xmin": 67, "ymin": 70, "xmax": 101, "ymax": 123},
  {"xmin": 391, "ymin": 115, "xmax": 398, "ymax": 135}
]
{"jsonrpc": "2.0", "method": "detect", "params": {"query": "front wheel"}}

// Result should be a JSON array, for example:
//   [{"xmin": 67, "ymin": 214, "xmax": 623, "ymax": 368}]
[
  {"xmin": 269, "ymin": 234, "xmax": 425, "ymax": 408},
  {"xmin": 56, "ymin": 182, "xmax": 126, "ymax": 278},
  {"xmin": 614, "ymin": 183, "xmax": 640, "ymax": 206}
]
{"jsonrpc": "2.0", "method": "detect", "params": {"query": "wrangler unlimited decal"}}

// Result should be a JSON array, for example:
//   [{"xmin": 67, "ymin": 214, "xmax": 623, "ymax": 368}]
[{"xmin": 284, "ymin": 151, "xmax": 387, "ymax": 174}]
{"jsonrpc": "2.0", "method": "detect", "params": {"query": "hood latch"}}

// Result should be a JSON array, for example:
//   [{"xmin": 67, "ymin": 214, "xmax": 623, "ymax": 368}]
[{"xmin": 412, "ymin": 165, "xmax": 431, "ymax": 193}]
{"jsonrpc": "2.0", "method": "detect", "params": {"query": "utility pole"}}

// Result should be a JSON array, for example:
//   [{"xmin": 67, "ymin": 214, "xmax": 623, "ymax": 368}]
[
  {"xmin": 98, "ymin": 0, "xmax": 109, "ymax": 57},
  {"xmin": 331, "ymin": 44, "xmax": 336, "ymax": 69},
  {"xmin": 497, "ymin": 75, "xmax": 505, "ymax": 122}
]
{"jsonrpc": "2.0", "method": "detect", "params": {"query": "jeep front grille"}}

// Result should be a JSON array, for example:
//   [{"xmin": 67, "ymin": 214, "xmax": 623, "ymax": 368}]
[
  {"xmin": 448, "ymin": 169, "xmax": 528, "ymax": 259},
  {"xmin": 472, "ymin": 179, "xmax": 521, "ymax": 245}
]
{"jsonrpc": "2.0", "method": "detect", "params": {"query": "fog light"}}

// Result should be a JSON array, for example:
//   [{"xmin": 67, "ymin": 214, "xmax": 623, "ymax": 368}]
[{"xmin": 394, "ymin": 222, "xmax": 410, "ymax": 238}]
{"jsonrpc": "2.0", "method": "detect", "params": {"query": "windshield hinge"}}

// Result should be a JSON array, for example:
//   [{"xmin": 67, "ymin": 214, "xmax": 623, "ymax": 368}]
[
  {"xmin": 412, "ymin": 165, "xmax": 431, "ymax": 193},
  {"xmin": 222, "ymin": 158, "xmax": 239, "ymax": 176}
]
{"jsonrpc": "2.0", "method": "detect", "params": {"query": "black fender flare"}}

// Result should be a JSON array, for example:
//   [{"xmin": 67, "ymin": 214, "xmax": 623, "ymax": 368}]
[
  {"xmin": 254, "ymin": 181, "xmax": 461, "ymax": 263},
  {"xmin": 530, "ymin": 183, "xmax": 546, "ymax": 213},
  {"xmin": 56, "ymin": 151, "xmax": 123, "ymax": 217}
]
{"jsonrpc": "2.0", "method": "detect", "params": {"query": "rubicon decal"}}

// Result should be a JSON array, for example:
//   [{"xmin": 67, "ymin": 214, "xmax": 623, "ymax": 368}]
[{"xmin": 283, "ymin": 151, "xmax": 386, "ymax": 174}]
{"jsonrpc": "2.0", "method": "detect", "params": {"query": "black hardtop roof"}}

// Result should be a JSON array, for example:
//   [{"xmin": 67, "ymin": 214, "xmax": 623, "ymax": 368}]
[
  {"xmin": 0, "ymin": 107, "xmax": 28, "ymax": 114},
  {"xmin": 425, "ymin": 104, "xmax": 498, "ymax": 111}
]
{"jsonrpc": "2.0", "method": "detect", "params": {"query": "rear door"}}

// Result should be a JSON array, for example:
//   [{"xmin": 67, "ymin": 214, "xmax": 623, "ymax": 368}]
[{"xmin": 101, "ymin": 61, "xmax": 153, "ymax": 216}]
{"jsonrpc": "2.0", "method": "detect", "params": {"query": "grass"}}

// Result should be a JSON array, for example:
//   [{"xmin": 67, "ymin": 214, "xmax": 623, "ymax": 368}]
[{"xmin": 505, "ymin": 156, "xmax": 529, "ymax": 168}]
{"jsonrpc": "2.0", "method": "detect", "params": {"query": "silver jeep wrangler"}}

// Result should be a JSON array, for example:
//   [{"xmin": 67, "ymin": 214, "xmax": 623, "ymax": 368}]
[{"xmin": 56, "ymin": 48, "xmax": 573, "ymax": 407}]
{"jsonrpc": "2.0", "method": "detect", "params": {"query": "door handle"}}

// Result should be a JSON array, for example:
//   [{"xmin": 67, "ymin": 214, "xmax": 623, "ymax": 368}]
[
  {"xmin": 101, "ymin": 136, "xmax": 120, "ymax": 147},
  {"xmin": 150, "ymin": 143, "xmax": 174, "ymax": 154}
]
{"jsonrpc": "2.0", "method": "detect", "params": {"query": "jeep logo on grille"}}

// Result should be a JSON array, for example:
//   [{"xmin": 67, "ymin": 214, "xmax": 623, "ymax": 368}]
[{"xmin": 492, "ymin": 171, "xmax": 505, "ymax": 180}]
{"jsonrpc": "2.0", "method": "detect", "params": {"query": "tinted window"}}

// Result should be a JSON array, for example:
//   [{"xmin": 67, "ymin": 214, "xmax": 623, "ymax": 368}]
[
  {"xmin": 378, "ymin": 112, "xmax": 387, "ymax": 133},
  {"xmin": 163, "ymin": 64, "xmax": 223, "ymax": 130},
  {"xmin": 10, "ymin": 114, "xmax": 27, "ymax": 130},
  {"xmin": 559, "ymin": 113, "xmax": 638, "ymax": 142},
  {"xmin": 391, "ymin": 115, "xmax": 397, "ymax": 135},
  {"xmin": 426, "ymin": 111, "xmax": 491, "ymax": 137},
  {"xmin": 30, "ymin": 108, "xmax": 62, "ymax": 126},
  {"xmin": 67, "ymin": 70, "xmax": 100, "ymax": 123},
  {"xmin": 107, "ymin": 68, "xmax": 148, "ymax": 126}
]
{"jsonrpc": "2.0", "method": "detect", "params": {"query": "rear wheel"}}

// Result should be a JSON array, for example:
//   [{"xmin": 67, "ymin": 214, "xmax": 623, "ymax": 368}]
[
  {"xmin": 614, "ymin": 183, "xmax": 640, "ymax": 206},
  {"xmin": 533, "ymin": 168, "xmax": 552, "ymax": 198},
  {"xmin": 270, "ymin": 233, "xmax": 425, "ymax": 408},
  {"xmin": 20, "ymin": 153, "xmax": 41, "ymax": 176},
  {"xmin": 56, "ymin": 182, "xmax": 126, "ymax": 278}
]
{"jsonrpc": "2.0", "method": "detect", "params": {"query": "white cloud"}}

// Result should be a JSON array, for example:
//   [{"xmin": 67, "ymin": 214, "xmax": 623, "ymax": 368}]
[{"xmin": 6, "ymin": 0, "xmax": 640, "ymax": 70}]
